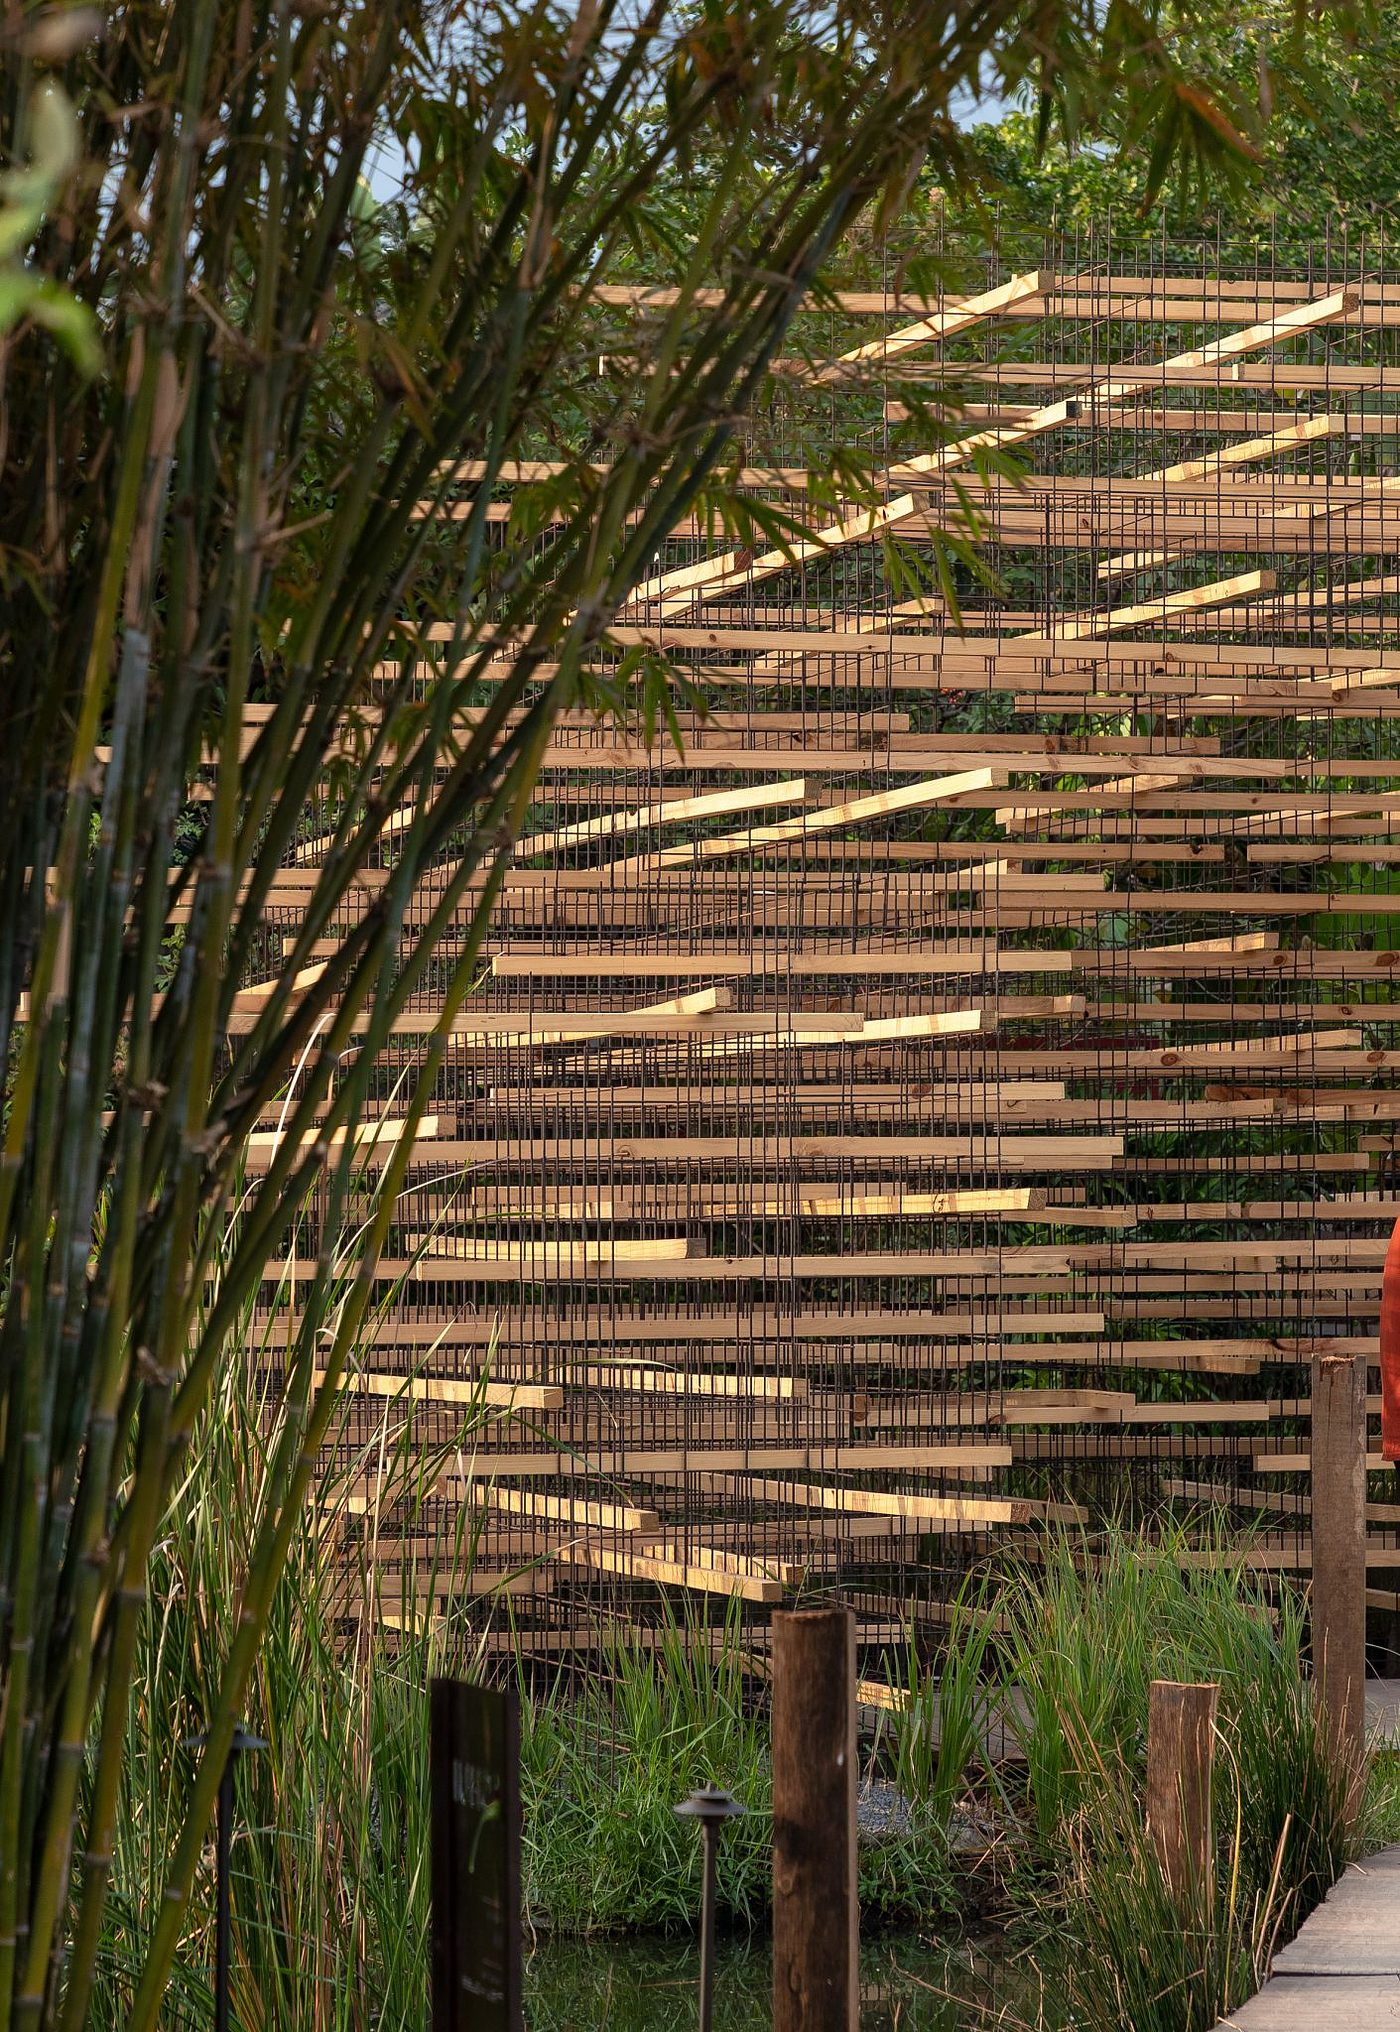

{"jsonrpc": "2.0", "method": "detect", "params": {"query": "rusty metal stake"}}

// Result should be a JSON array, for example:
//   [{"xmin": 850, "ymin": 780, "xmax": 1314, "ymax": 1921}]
[{"xmin": 674, "ymin": 1785, "xmax": 745, "ymax": 2032}]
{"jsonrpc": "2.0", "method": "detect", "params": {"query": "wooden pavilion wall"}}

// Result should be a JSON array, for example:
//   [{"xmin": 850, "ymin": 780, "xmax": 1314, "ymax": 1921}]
[{"xmin": 263, "ymin": 246, "xmax": 1400, "ymax": 1671}]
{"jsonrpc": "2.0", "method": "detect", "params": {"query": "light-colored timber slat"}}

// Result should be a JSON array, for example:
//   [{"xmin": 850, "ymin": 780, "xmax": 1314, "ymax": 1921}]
[
  {"xmin": 318, "ymin": 1369, "xmax": 565, "ymax": 1411},
  {"xmin": 1021, "ymin": 568, "xmax": 1278, "ymax": 643},
  {"xmin": 556, "ymin": 1543, "xmax": 784, "ymax": 1604},
  {"xmin": 470, "ymin": 1487, "xmax": 664, "ymax": 1533},
  {"xmin": 828, "ymin": 267, "xmax": 1048, "ymax": 369},
  {"xmin": 520, "ymin": 777, "xmax": 807, "ymax": 851}
]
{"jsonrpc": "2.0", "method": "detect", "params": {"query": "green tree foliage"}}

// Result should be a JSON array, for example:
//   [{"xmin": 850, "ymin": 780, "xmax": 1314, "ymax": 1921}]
[{"xmin": 963, "ymin": 2, "xmax": 1400, "ymax": 256}]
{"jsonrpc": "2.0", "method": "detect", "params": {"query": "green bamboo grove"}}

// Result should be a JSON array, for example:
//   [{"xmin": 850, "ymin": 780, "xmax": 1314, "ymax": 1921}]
[{"xmin": 0, "ymin": 0, "xmax": 1351, "ymax": 2024}]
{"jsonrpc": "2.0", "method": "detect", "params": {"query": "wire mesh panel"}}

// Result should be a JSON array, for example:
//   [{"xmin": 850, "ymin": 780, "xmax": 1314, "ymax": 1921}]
[{"xmin": 250, "ymin": 244, "xmax": 1400, "ymax": 1680}]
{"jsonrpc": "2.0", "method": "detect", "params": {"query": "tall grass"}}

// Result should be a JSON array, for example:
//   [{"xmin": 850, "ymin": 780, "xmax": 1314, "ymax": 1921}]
[
  {"xmin": 889, "ymin": 1581, "xmax": 1004, "ymax": 1830},
  {"xmin": 520, "ymin": 1613, "xmax": 961, "ymax": 1936},
  {"xmin": 994, "ymin": 1519, "xmax": 1360, "ymax": 2030},
  {"xmin": 520, "ymin": 1610, "xmax": 773, "ymax": 1934},
  {"xmin": 89, "ymin": 1341, "xmax": 502, "ymax": 2032},
  {"xmin": 90, "ymin": 1352, "xmax": 965, "ymax": 2029}
]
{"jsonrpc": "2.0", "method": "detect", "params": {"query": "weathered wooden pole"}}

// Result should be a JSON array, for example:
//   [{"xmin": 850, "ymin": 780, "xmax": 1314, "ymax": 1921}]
[
  {"xmin": 1146, "ymin": 1680, "xmax": 1218, "ymax": 1903},
  {"xmin": 771, "ymin": 1607, "xmax": 858, "ymax": 2032},
  {"xmin": 1311, "ymin": 1349, "xmax": 1368, "ymax": 1801}
]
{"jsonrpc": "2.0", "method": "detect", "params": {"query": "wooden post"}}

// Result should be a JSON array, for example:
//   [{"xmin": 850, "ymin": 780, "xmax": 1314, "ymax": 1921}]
[
  {"xmin": 1146, "ymin": 1680, "xmax": 1218, "ymax": 1904},
  {"xmin": 771, "ymin": 1607, "xmax": 858, "ymax": 2032},
  {"xmin": 1312, "ymin": 1349, "xmax": 1368, "ymax": 1801}
]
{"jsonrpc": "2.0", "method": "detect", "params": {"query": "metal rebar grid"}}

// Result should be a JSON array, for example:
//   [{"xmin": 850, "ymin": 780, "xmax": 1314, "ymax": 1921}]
[{"xmin": 251, "ymin": 241, "xmax": 1400, "ymax": 1681}]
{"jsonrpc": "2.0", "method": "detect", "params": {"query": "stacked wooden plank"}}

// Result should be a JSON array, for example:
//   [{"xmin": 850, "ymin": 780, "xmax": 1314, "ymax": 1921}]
[{"xmin": 265, "ymin": 256, "xmax": 1400, "ymax": 1659}]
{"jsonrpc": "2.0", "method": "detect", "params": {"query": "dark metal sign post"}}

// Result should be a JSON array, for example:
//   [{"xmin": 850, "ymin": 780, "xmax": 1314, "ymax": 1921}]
[{"xmin": 430, "ymin": 1678, "xmax": 523, "ymax": 2032}]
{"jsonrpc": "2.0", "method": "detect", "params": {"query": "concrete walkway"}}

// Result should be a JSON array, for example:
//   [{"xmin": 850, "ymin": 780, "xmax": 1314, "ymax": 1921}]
[
  {"xmin": 1217, "ymin": 1844, "xmax": 1400, "ymax": 2027},
  {"xmin": 1367, "ymin": 1680, "xmax": 1400, "ymax": 1747}
]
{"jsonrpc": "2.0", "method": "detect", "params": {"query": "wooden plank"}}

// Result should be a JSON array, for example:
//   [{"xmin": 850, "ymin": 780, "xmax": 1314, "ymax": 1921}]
[
  {"xmin": 286, "ymin": 1305, "xmax": 1108, "ymax": 1350},
  {"xmin": 1312, "ymin": 1350, "xmax": 1369, "ymax": 1803},
  {"xmin": 590, "ymin": 273, "xmax": 1396, "ymax": 317},
  {"xmin": 520, "ymin": 777, "xmax": 806, "ymax": 852},
  {"xmin": 1258, "ymin": 1455, "xmax": 1392, "ymax": 1475},
  {"xmin": 403, "ymin": 1135, "xmax": 1124, "ymax": 1167},
  {"xmin": 637, "ymin": 1540, "xmax": 808, "ymax": 1586},
  {"xmin": 556, "ymin": 1542, "xmax": 782, "ymax": 1603},
  {"xmin": 735, "ymin": 1479, "xmax": 1084, "ymax": 1527},
  {"xmin": 1147, "ymin": 1681, "xmax": 1218, "ymax": 1904},
  {"xmin": 1219, "ymin": 1847, "xmax": 1400, "ymax": 2027},
  {"xmin": 829, "ymin": 267, "xmax": 1047, "ymax": 369},
  {"xmin": 409, "ymin": 1236, "xmax": 699, "ymax": 1267},
  {"xmin": 321, "ymin": 1370, "xmax": 565, "ymax": 1411},
  {"xmin": 1269, "ymin": 1852, "xmax": 1400, "ymax": 1978},
  {"xmin": 483, "ymin": 946, "xmax": 1400, "ymax": 983},
  {"xmin": 244, "ymin": 1115, "xmax": 437, "ymax": 1165},
  {"xmin": 432, "ymin": 1444, "xmax": 1010, "ymax": 1477},
  {"xmin": 472, "ymin": 1487, "xmax": 662, "ymax": 1533},
  {"xmin": 464, "ymin": 1187, "xmax": 1045, "ymax": 1222},
  {"xmin": 488, "ymin": 950, "xmax": 1082, "ymax": 980},
  {"xmin": 566, "ymin": 1365, "xmax": 808, "ymax": 1400},
  {"xmin": 1021, "ymin": 569, "xmax": 1277, "ymax": 644}
]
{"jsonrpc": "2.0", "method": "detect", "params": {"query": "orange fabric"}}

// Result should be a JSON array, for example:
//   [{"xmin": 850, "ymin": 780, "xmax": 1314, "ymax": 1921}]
[{"xmin": 1382, "ymin": 1217, "xmax": 1400, "ymax": 1462}]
